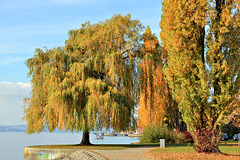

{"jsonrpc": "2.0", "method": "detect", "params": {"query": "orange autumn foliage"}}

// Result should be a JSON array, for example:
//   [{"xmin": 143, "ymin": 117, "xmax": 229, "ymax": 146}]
[
  {"xmin": 147, "ymin": 148, "xmax": 240, "ymax": 160},
  {"xmin": 138, "ymin": 27, "xmax": 167, "ymax": 128}
]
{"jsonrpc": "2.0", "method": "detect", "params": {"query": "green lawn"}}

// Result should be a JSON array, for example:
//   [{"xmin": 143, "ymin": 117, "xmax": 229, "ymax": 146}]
[
  {"xmin": 27, "ymin": 143, "xmax": 158, "ymax": 150},
  {"xmin": 27, "ymin": 141, "xmax": 240, "ymax": 154}
]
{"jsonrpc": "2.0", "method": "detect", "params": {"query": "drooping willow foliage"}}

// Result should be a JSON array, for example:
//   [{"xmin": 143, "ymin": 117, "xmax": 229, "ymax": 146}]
[{"xmin": 23, "ymin": 14, "xmax": 144, "ymax": 137}]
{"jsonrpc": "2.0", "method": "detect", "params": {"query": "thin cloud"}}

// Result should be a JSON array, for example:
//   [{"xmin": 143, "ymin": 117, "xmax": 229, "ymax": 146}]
[
  {"xmin": 0, "ymin": 24, "xmax": 68, "ymax": 37},
  {"xmin": 0, "ymin": 81, "xmax": 31, "ymax": 97},
  {"xmin": 0, "ymin": 43, "xmax": 35, "ymax": 55},
  {"xmin": 0, "ymin": 57, "xmax": 25, "ymax": 66},
  {"xmin": 0, "ymin": 44, "xmax": 16, "ymax": 54},
  {"xmin": 0, "ymin": 81, "xmax": 31, "ymax": 125},
  {"xmin": 50, "ymin": 0, "xmax": 98, "ymax": 5}
]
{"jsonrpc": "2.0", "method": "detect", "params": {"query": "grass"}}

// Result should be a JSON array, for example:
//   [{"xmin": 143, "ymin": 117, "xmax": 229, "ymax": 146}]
[
  {"xmin": 27, "ymin": 141, "xmax": 239, "ymax": 150},
  {"xmin": 27, "ymin": 143, "xmax": 158, "ymax": 150},
  {"xmin": 151, "ymin": 144, "xmax": 195, "ymax": 153},
  {"xmin": 150, "ymin": 143, "xmax": 240, "ymax": 155},
  {"xmin": 149, "ymin": 141, "xmax": 240, "ymax": 160}
]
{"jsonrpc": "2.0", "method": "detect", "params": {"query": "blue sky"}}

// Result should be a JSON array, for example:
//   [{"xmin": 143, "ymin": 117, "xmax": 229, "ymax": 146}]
[{"xmin": 0, "ymin": 0, "xmax": 162, "ymax": 125}]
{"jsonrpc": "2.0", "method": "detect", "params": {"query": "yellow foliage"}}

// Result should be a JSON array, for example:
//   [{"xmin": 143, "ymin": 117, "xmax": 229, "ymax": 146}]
[
  {"xmin": 160, "ymin": 0, "xmax": 240, "ymax": 152},
  {"xmin": 23, "ymin": 14, "xmax": 144, "ymax": 134}
]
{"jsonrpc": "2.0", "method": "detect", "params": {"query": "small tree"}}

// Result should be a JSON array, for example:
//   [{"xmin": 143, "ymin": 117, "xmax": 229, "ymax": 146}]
[
  {"xmin": 160, "ymin": 0, "xmax": 239, "ymax": 153},
  {"xmin": 24, "ymin": 14, "xmax": 143, "ymax": 145}
]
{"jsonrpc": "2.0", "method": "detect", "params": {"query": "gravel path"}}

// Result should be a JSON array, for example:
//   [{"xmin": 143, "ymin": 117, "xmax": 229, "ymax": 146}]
[{"xmin": 90, "ymin": 146, "xmax": 157, "ymax": 160}]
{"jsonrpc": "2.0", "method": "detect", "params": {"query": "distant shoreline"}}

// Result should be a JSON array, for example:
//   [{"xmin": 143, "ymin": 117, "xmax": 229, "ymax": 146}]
[
  {"xmin": 0, "ymin": 125, "xmax": 139, "ymax": 136},
  {"xmin": 0, "ymin": 125, "xmax": 27, "ymax": 132},
  {"xmin": 0, "ymin": 125, "xmax": 70, "ymax": 133}
]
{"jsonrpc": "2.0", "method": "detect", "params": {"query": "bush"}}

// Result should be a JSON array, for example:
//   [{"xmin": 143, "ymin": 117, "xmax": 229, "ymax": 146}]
[
  {"xmin": 193, "ymin": 128, "xmax": 217, "ymax": 153},
  {"xmin": 140, "ymin": 124, "xmax": 185, "ymax": 143},
  {"xmin": 183, "ymin": 131, "xmax": 194, "ymax": 143}
]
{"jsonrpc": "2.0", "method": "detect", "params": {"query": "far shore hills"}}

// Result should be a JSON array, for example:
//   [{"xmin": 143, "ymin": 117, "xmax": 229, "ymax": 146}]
[
  {"xmin": 0, "ymin": 125, "xmax": 139, "ymax": 137},
  {"xmin": 0, "ymin": 125, "xmax": 73, "ymax": 133},
  {"xmin": 0, "ymin": 125, "xmax": 27, "ymax": 132}
]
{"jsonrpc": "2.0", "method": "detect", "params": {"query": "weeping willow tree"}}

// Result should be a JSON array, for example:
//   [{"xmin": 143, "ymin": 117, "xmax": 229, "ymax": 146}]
[
  {"xmin": 161, "ymin": 0, "xmax": 239, "ymax": 153},
  {"xmin": 138, "ymin": 27, "xmax": 167, "ymax": 127},
  {"xmin": 23, "ymin": 14, "xmax": 143, "ymax": 145}
]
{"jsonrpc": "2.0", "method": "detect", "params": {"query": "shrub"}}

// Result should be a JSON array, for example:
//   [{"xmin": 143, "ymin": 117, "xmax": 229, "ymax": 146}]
[
  {"xmin": 183, "ymin": 131, "xmax": 194, "ymax": 143},
  {"xmin": 173, "ymin": 130, "xmax": 186, "ymax": 143},
  {"xmin": 193, "ymin": 128, "xmax": 217, "ymax": 153},
  {"xmin": 140, "ymin": 124, "xmax": 185, "ymax": 143}
]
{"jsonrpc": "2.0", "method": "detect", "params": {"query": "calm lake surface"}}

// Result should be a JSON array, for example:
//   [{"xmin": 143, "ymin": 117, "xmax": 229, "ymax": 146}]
[{"xmin": 0, "ymin": 132, "xmax": 139, "ymax": 160}]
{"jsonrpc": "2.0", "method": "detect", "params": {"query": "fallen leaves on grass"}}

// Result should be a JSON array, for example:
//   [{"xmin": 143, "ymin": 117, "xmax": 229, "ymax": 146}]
[{"xmin": 146, "ymin": 148, "xmax": 240, "ymax": 160}]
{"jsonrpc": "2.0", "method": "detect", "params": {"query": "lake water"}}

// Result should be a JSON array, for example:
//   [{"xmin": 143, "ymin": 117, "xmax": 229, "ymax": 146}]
[{"xmin": 0, "ymin": 132, "xmax": 139, "ymax": 160}]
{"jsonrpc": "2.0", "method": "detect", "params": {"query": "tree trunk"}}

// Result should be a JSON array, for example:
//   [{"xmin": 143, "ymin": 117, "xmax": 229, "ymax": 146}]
[
  {"xmin": 80, "ymin": 130, "xmax": 92, "ymax": 145},
  {"xmin": 193, "ymin": 128, "xmax": 221, "ymax": 153}
]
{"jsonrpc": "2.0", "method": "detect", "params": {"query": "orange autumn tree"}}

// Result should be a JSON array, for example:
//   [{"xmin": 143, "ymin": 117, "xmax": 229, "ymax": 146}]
[
  {"xmin": 138, "ymin": 27, "xmax": 167, "ymax": 128},
  {"xmin": 161, "ymin": 0, "xmax": 240, "ymax": 153}
]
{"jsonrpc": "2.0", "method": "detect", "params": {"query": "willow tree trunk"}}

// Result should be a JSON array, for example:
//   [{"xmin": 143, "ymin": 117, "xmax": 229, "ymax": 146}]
[{"xmin": 80, "ymin": 130, "xmax": 92, "ymax": 145}]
